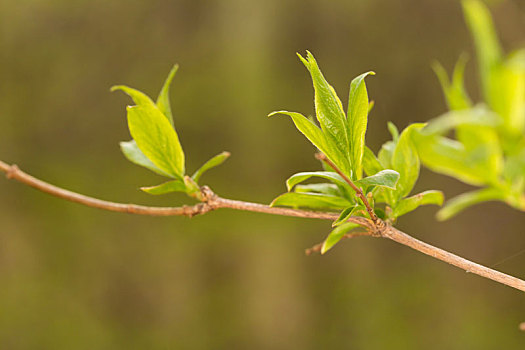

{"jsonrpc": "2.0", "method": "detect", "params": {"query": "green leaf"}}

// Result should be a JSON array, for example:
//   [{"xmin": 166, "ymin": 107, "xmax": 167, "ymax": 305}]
[
  {"xmin": 156, "ymin": 64, "xmax": 179, "ymax": 125},
  {"xmin": 355, "ymin": 169, "xmax": 399, "ymax": 190},
  {"xmin": 140, "ymin": 180, "xmax": 187, "ymax": 195},
  {"xmin": 432, "ymin": 55, "xmax": 472, "ymax": 111},
  {"xmin": 269, "ymin": 111, "xmax": 347, "ymax": 172},
  {"xmin": 347, "ymin": 71, "xmax": 375, "ymax": 179},
  {"xmin": 270, "ymin": 192, "xmax": 351, "ymax": 210},
  {"xmin": 332, "ymin": 205, "xmax": 367, "ymax": 227},
  {"xmin": 387, "ymin": 122, "xmax": 399, "ymax": 142},
  {"xmin": 191, "ymin": 151, "xmax": 231, "ymax": 183},
  {"xmin": 297, "ymin": 52, "xmax": 350, "ymax": 167},
  {"xmin": 491, "ymin": 53, "xmax": 525, "ymax": 135},
  {"xmin": 111, "ymin": 85, "xmax": 156, "ymax": 108},
  {"xmin": 321, "ymin": 222, "xmax": 362, "ymax": 254},
  {"xmin": 504, "ymin": 143, "xmax": 525, "ymax": 193},
  {"xmin": 415, "ymin": 132, "xmax": 500, "ymax": 186},
  {"xmin": 363, "ymin": 147, "xmax": 383, "ymax": 177},
  {"xmin": 392, "ymin": 124, "xmax": 425, "ymax": 198},
  {"xmin": 378, "ymin": 141, "xmax": 395, "ymax": 169},
  {"xmin": 332, "ymin": 206, "xmax": 355, "ymax": 227},
  {"xmin": 126, "ymin": 105, "xmax": 185, "ymax": 178},
  {"xmin": 294, "ymin": 183, "xmax": 343, "ymax": 197},
  {"xmin": 422, "ymin": 107, "xmax": 501, "ymax": 135},
  {"xmin": 392, "ymin": 190, "xmax": 444, "ymax": 218},
  {"xmin": 119, "ymin": 140, "xmax": 172, "ymax": 177},
  {"xmin": 368, "ymin": 101, "xmax": 375, "ymax": 113},
  {"xmin": 286, "ymin": 171, "xmax": 348, "ymax": 192},
  {"xmin": 462, "ymin": 0, "xmax": 502, "ymax": 105},
  {"xmin": 437, "ymin": 188, "xmax": 505, "ymax": 221}
]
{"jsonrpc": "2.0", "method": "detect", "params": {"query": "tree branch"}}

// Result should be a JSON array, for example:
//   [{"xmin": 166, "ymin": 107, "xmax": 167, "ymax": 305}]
[
  {"xmin": 315, "ymin": 153, "xmax": 379, "ymax": 224},
  {"xmin": 1, "ymin": 159, "xmax": 524, "ymax": 292}
]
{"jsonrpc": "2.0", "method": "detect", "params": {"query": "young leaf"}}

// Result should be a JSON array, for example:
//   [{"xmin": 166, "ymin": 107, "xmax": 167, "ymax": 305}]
[
  {"xmin": 294, "ymin": 183, "xmax": 342, "ymax": 197},
  {"xmin": 120, "ymin": 140, "xmax": 172, "ymax": 177},
  {"xmin": 378, "ymin": 141, "xmax": 395, "ymax": 169},
  {"xmin": 126, "ymin": 105, "xmax": 185, "ymax": 178},
  {"xmin": 462, "ymin": 0, "xmax": 502, "ymax": 106},
  {"xmin": 270, "ymin": 192, "xmax": 352, "ymax": 210},
  {"xmin": 387, "ymin": 122, "xmax": 399, "ymax": 142},
  {"xmin": 156, "ymin": 64, "xmax": 179, "ymax": 125},
  {"xmin": 504, "ymin": 144, "xmax": 525, "ymax": 193},
  {"xmin": 321, "ymin": 222, "xmax": 362, "ymax": 254},
  {"xmin": 269, "ymin": 111, "xmax": 346, "ymax": 171},
  {"xmin": 347, "ymin": 71, "xmax": 375, "ymax": 179},
  {"xmin": 436, "ymin": 188, "xmax": 506, "ymax": 221},
  {"xmin": 432, "ymin": 55, "xmax": 472, "ymax": 110},
  {"xmin": 415, "ymin": 133, "xmax": 498, "ymax": 186},
  {"xmin": 355, "ymin": 169, "xmax": 399, "ymax": 190},
  {"xmin": 332, "ymin": 205, "xmax": 367, "ymax": 227},
  {"xmin": 392, "ymin": 190, "xmax": 444, "ymax": 218},
  {"xmin": 332, "ymin": 206, "xmax": 355, "ymax": 227},
  {"xmin": 141, "ymin": 180, "xmax": 187, "ymax": 195},
  {"xmin": 286, "ymin": 171, "xmax": 349, "ymax": 192},
  {"xmin": 192, "ymin": 151, "xmax": 231, "ymax": 183},
  {"xmin": 111, "ymin": 85, "xmax": 156, "ymax": 108},
  {"xmin": 421, "ymin": 107, "xmax": 501, "ymax": 135},
  {"xmin": 392, "ymin": 123, "xmax": 425, "ymax": 198},
  {"xmin": 363, "ymin": 146, "xmax": 383, "ymax": 177},
  {"xmin": 297, "ymin": 52, "xmax": 350, "ymax": 162},
  {"xmin": 491, "ymin": 53, "xmax": 525, "ymax": 135}
]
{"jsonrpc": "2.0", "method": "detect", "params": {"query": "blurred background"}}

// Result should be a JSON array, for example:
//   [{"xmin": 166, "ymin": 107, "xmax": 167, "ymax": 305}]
[{"xmin": 0, "ymin": 0, "xmax": 524, "ymax": 348}]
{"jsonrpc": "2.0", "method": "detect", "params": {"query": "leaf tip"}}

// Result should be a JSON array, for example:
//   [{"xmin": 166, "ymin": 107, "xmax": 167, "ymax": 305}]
[
  {"xmin": 296, "ymin": 52, "xmax": 309, "ymax": 67},
  {"xmin": 436, "ymin": 210, "xmax": 448, "ymax": 221},
  {"xmin": 110, "ymin": 85, "xmax": 123, "ymax": 93}
]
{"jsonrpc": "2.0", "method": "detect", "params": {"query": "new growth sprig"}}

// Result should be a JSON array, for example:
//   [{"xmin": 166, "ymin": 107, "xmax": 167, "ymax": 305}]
[
  {"xmin": 270, "ymin": 51, "xmax": 442, "ymax": 253},
  {"xmin": 416, "ymin": 0, "xmax": 525, "ymax": 220},
  {"xmin": 111, "ymin": 65, "xmax": 230, "ymax": 201}
]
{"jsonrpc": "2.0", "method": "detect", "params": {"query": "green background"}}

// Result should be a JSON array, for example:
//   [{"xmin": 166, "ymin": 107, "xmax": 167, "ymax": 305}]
[{"xmin": 0, "ymin": 0, "xmax": 524, "ymax": 348}]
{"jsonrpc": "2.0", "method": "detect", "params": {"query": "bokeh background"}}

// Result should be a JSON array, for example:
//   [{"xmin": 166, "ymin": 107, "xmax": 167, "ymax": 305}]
[{"xmin": 0, "ymin": 0, "xmax": 524, "ymax": 348}]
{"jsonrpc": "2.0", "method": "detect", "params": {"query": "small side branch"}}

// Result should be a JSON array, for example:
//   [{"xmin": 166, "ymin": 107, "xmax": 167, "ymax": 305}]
[
  {"xmin": 305, "ymin": 231, "xmax": 372, "ymax": 256},
  {"xmin": 315, "ymin": 153, "xmax": 379, "ymax": 224},
  {"xmin": 1, "ymin": 159, "xmax": 524, "ymax": 292}
]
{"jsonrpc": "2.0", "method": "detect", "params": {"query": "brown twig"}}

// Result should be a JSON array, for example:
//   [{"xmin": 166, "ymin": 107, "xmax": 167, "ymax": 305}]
[
  {"xmin": 315, "ymin": 153, "xmax": 379, "ymax": 224},
  {"xmin": 305, "ymin": 231, "xmax": 372, "ymax": 256},
  {"xmin": 1, "ymin": 159, "xmax": 525, "ymax": 292},
  {"xmin": 0, "ymin": 160, "xmax": 372, "ymax": 227}
]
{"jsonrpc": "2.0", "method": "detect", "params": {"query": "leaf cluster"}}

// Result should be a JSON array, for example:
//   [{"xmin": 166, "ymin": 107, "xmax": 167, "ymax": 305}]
[
  {"xmin": 270, "ymin": 52, "xmax": 443, "ymax": 253},
  {"xmin": 416, "ymin": 0, "xmax": 525, "ymax": 220},
  {"xmin": 112, "ymin": 65, "xmax": 229, "ymax": 199}
]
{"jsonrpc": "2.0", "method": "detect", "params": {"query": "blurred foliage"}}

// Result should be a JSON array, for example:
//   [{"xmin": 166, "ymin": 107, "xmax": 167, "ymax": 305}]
[
  {"xmin": 417, "ymin": 0, "xmax": 525, "ymax": 220},
  {"xmin": 0, "ymin": 0, "xmax": 524, "ymax": 349}
]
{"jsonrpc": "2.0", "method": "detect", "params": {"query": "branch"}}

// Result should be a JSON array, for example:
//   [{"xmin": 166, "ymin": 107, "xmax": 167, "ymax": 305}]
[
  {"xmin": 315, "ymin": 153, "xmax": 379, "ymax": 224},
  {"xmin": 0, "ymin": 160, "xmax": 372, "ymax": 227},
  {"xmin": 1, "ymin": 159, "xmax": 524, "ymax": 292}
]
